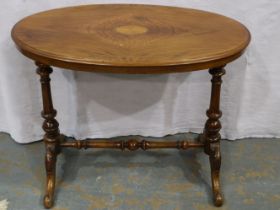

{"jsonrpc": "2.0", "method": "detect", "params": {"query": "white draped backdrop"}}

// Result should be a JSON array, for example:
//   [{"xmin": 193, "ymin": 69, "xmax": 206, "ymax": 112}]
[{"xmin": 1, "ymin": 0, "xmax": 280, "ymax": 143}]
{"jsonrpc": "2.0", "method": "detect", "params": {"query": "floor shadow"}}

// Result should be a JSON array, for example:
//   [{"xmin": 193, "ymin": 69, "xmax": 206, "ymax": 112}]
[
  {"xmin": 57, "ymin": 135, "xmax": 213, "ymax": 204},
  {"xmin": 178, "ymin": 148, "xmax": 213, "ymax": 203}
]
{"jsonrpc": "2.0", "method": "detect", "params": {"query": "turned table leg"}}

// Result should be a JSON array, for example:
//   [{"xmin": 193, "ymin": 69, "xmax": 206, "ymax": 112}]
[
  {"xmin": 203, "ymin": 66, "xmax": 225, "ymax": 207},
  {"xmin": 36, "ymin": 62, "xmax": 60, "ymax": 209}
]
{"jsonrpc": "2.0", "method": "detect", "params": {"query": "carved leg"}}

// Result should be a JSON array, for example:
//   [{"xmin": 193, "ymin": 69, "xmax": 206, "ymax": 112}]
[
  {"xmin": 203, "ymin": 66, "xmax": 225, "ymax": 207},
  {"xmin": 36, "ymin": 62, "xmax": 60, "ymax": 209}
]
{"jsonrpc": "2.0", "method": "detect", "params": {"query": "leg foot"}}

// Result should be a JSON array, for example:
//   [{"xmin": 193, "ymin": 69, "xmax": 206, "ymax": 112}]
[
  {"xmin": 210, "ymin": 143, "xmax": 223, "ymax": 207},
  {"xmin": 44, "ymin": 195, "xmax": 53, "ymax": 209},
  {"xmin": 43, "ymin": 142, "xmax": 58, "ymax": 209}
]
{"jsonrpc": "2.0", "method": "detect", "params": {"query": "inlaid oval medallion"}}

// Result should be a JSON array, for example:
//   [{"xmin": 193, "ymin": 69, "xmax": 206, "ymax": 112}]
[{"xmin": 115, "ymin": 25, "xmax": 148, "ymax": 35}]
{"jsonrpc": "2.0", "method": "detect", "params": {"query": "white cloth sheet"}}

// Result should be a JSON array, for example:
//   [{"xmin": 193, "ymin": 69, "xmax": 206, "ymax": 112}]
[{"xmin": 1, "ymin": 0, "xmax": 280, "ymax": 143}]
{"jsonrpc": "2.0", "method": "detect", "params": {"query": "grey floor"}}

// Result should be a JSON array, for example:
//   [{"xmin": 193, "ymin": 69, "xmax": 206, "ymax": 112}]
[{"xmin": 0, "ymin": 132, "xmax": 279, "ymax": 210}]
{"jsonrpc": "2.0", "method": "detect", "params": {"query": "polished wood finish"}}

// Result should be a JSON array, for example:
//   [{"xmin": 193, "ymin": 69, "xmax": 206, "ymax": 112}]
[
  {"xmin": 203, "ymin": 67, "xmax": 226, "ymax": 206},
  {"xmin": 11, "ymin": 4, "xmax": 251, "ymax": 209},
  {"xmin": 60, "ymin": 139, "xmax": 204, "ymax": 150},
  {"xmin": 36, "ymin": 63, "xmax": 60, "ymax": 209},
  {"xmin": 12, "ymin": 4, "xmax": 250, "ymax": 74}
]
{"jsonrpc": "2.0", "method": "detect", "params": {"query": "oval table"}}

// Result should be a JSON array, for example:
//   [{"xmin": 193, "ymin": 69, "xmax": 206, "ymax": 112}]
[{"xmin": 11, "ymin": 4, "xmax": 250, "ymax": 209}]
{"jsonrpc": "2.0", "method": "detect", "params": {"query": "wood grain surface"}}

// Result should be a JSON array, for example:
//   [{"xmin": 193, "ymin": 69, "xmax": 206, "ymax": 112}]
[{"xmin": 12, "ymin": 4, "xmax": 251, "ymax": 73}]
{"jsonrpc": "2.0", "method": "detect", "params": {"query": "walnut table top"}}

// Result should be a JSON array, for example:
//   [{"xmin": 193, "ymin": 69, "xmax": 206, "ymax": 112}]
[{"xmin": 12, "ymin": 4, "xmax": 250, "ymax": 74}]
